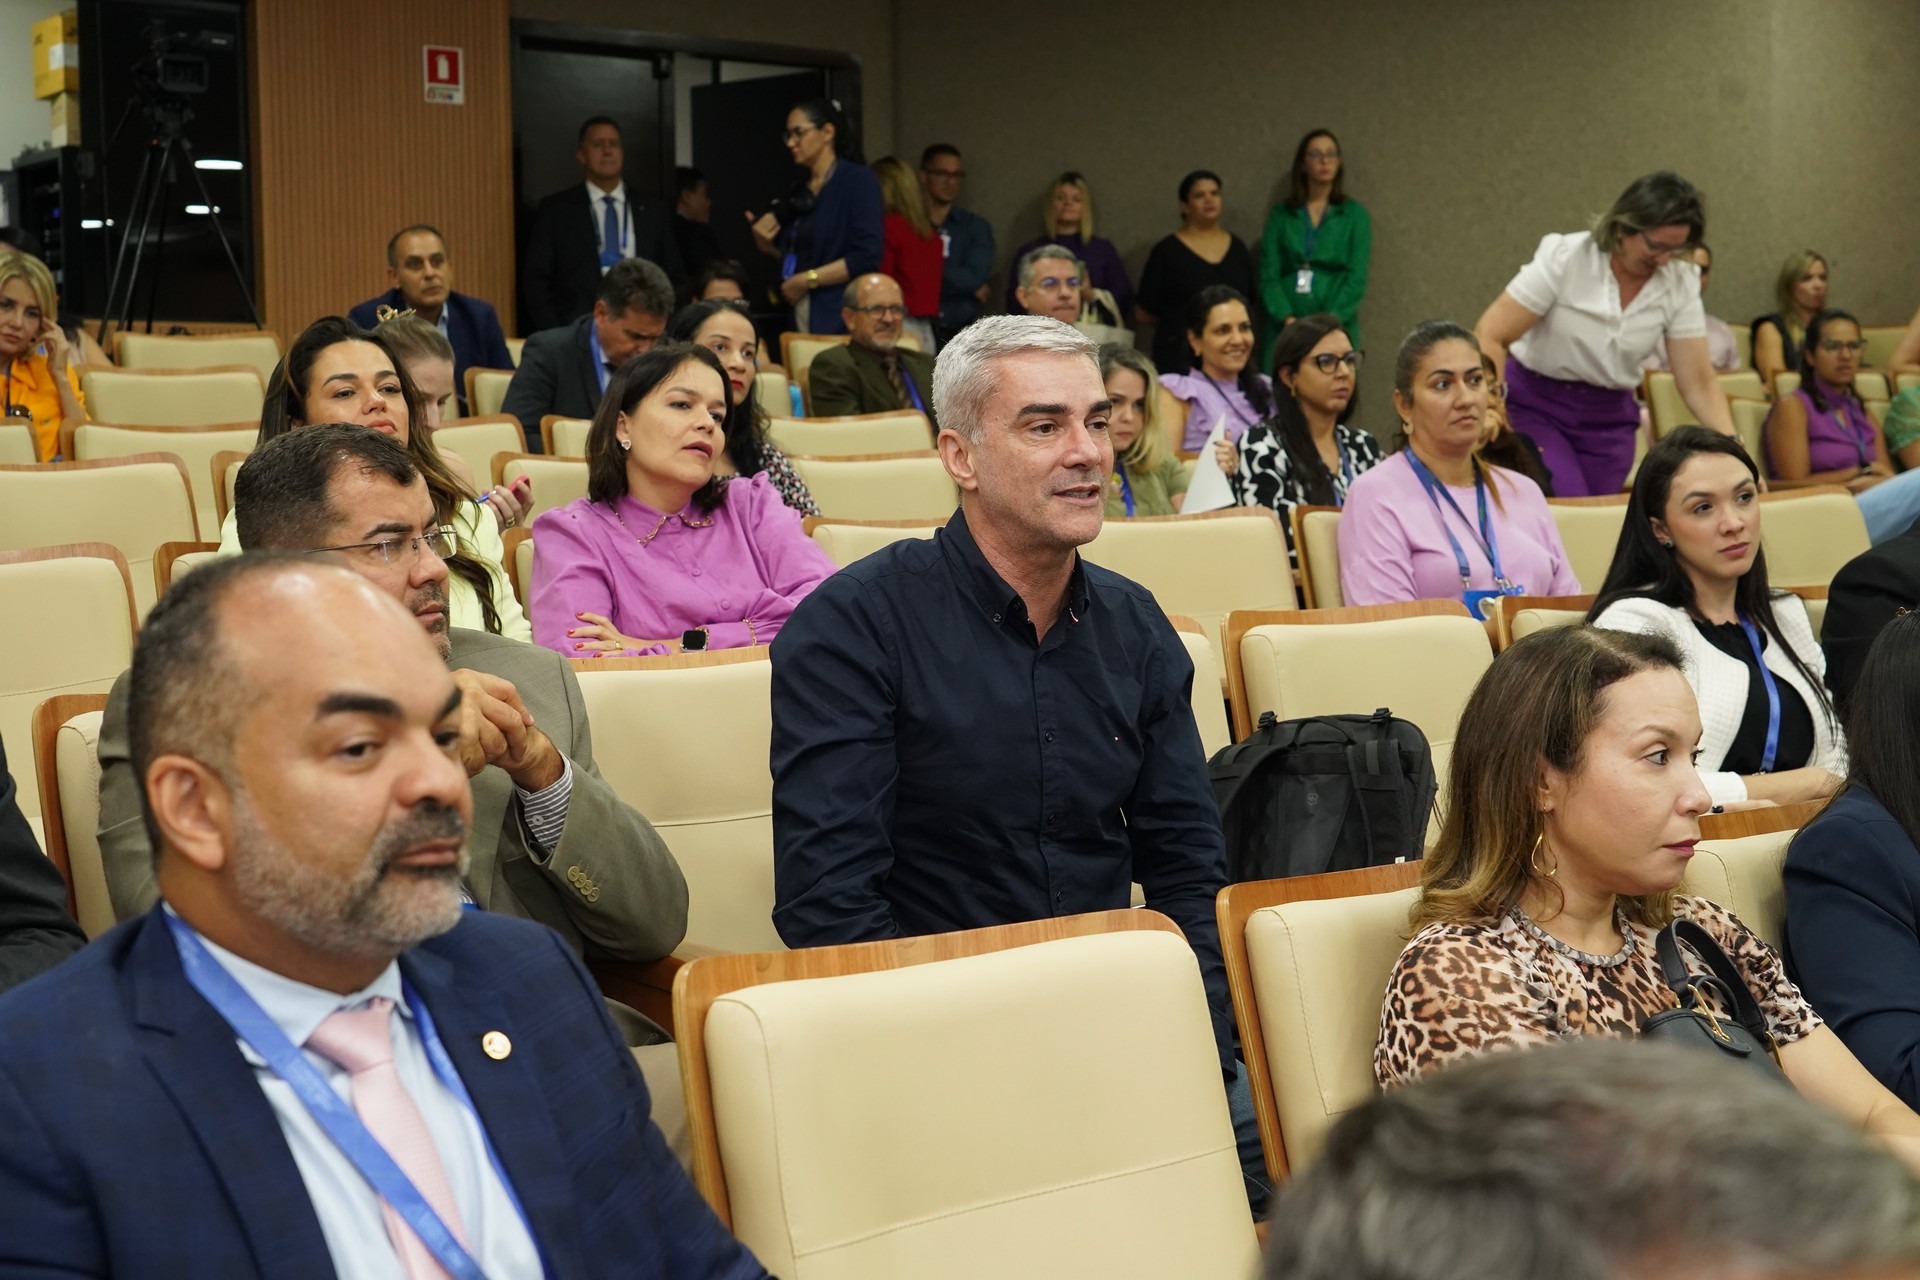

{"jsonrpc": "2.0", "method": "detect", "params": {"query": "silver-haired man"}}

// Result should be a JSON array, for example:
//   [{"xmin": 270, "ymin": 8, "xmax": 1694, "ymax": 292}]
[
  {"xmin": 768, "ymin": 314, "xmax": 1265, "ymax": 1208},
  {"xmin": 1012, "ymin": 244, "xmax": 1084, "ymax": 324}
]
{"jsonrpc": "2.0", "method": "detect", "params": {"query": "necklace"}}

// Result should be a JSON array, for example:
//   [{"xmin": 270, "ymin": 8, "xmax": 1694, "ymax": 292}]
[{"xmin": 616, "ymin": 507, "xmax": 713, "ymax": 546}]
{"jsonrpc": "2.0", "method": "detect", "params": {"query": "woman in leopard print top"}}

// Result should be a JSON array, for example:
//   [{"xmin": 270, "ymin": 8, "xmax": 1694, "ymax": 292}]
[{"xmin": 1374, "ymin": 625, "xmax": 1920, "ymax": 1167}]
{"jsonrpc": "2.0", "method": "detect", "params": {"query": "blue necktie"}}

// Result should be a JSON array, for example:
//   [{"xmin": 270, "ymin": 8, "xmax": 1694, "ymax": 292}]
[{"xmin": 600, "ymin": 194, "xmax": 620, "ymax": 268}]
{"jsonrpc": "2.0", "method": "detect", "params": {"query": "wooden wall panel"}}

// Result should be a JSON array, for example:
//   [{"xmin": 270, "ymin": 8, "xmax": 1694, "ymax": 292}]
[{"xmin": 251, "ymin": 0, "xmax": 515, "ymax": 341}]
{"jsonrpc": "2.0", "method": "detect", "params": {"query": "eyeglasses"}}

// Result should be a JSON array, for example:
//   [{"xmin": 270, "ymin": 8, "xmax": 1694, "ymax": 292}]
[
  {"xmin": 1303, "ymin": 149, "xmax": 1341, "ymax": 162},
  {"xmin": 782, "ymin": 124, "xmax": 817, "ymax": 142},
  {"xmin": 922, "ymin": 166, "xmax": 965, "ymax": 180},
  {"xmin": 1637, "ymin": 230, "xmax": 1692, "ymax": 258},
  {"xmin": 1307, "ymin": 351, "xmax": 1364, "ymax": 374},
  {"xmin": 849, "ymin": 304, "xmax": 907, "ymax": 319},
  {"xmin": 310, "ymin": 526, "xmax": 457, "ymax": 567},
  {"xmin": 1818, "ymin": 340, "xmax": 1867, "ymax": 354},
  {"xmin": 1038, "ymin": 276, "xmax": 1084, "ymax": 291}
]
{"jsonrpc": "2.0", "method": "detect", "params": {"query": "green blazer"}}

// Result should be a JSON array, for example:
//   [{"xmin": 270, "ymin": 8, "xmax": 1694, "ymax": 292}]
[
  {"xmin": 95, "ymin": 628, "xmax": 689, "ymax": 967},
  {"xmin": 1105, "ymin": 453, "xmax": 1191, "ymax": 517},
  {"xmin": 807, "ymin": 340, "xmax": 940, "ymax": 431},
  {"xmin": 1258, "ymin": 198, "xmax": 1372, "ymax": 345}
]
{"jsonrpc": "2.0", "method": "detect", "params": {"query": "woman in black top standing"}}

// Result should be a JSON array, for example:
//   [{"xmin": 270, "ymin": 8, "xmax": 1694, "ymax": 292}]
[{"xmin": 1135, "ymin": 170, "xmax": 1257, "ymax": 376}]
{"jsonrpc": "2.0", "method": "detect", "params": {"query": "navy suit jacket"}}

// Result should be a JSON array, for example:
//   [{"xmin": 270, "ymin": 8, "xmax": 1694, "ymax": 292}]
[
  {"xmin": 346, "ymin": 289, "xmax": 514, "ymax": 414},
  {"xmin": 521, "ymin": 186, "xmax": 683, "ymax": 335},
  {"xmin": 499, "ymin": 316, "xmax": 601, "ymax": 452},
  {"xmin": 0, "ymin": 907, "xmax": 769, "ymax": 1279}
]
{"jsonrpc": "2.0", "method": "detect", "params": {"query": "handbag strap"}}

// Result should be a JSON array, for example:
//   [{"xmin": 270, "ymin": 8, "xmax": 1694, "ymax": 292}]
[{"xmin": 1654, "ymin": 919, "xmax": 1771, "ymax": 1044}]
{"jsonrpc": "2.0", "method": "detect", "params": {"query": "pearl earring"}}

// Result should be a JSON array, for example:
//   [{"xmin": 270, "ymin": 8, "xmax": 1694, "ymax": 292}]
[{"xmin": 619, "ymin": 438, "xmax": 631, "ymax": 452}]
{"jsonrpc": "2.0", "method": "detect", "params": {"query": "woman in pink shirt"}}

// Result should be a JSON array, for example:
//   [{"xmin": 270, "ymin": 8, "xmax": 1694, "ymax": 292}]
[
  {"xmin": 1340, "ymin": 320, "xmax": 1579, "ymax": 614},
  {"xmin": 532, "ymin": 343, "xmax": 837, "ymax": 656}
]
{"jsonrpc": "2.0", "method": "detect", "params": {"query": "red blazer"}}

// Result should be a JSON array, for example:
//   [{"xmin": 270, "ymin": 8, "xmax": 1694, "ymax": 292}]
[{"xmin": 881, "ymin": 214, "xmax": 944, "ymax": 320}]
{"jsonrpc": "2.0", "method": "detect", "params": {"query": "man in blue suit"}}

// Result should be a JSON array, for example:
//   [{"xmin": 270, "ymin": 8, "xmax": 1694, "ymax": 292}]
[
  {"xmin": 348, "ymin": 224, "xmax": 515, "ymax": 414},
  {"xmin": 0, "ymin": 553, "xmax": 768, "ymax": 1279}
]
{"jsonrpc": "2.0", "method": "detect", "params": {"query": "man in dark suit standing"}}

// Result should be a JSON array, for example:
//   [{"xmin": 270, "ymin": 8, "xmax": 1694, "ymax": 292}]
[
  {"xmin": 672, "ymin": 165, "xmax": 725, "ymax": 284},
  {"xmin": 806, "ymin": 272, "xmax": 940, "ymax": 432},
  {"xmin": 501, "ymin": 257, "xmax": 674, "ymax": 450},
  {"xmin": 348, "ymin": 224, "xmax": 514, "ymax": 414},
  {"xmin": 0, "ymin": 551, "xmax": 770, "ymax": 1278},
  {"xmin": 521, "ymin": 116, "xmax": 683, "ymax": 335},
  {"xmin": 0, "ymin": 738, "xmax": 84, "ymax": 993},
  {"xmin": 1822, "ymin": 515, "xmax": 1920, "ymax": 708}
]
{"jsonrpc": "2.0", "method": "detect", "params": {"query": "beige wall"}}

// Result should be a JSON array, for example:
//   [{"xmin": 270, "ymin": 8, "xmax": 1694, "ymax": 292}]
[
  {"xmin": 507, "ymin": 0, "xmax": 897, "ymax": 158},
  {"xmin": 895, "ymin": 0, "xmax": 1920, "ymax": 414}
]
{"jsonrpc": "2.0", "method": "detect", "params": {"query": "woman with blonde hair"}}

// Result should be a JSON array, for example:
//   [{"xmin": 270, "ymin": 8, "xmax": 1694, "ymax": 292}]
[
  {"xmin": 376, "ymin": 310, "xmax": 530, "ymax": 529},
  {"xmin": 872, "ymin": 155, "xmax": 941, "ymax": 351},
  {"xmin": 0, "ymin": 250, "xmax": 85, "ymax": 460},
  {"xmin": 1098, "ymin": 344, "xmax": 1189, "ymax": 517},
  {"xmin": 1007, "ymin": 171, "xmax": 1132, "ymax": 323},
  {"xmin": 1752, "ymin": 249, "xmax": 1829, "ymax": 392},
  {"xmin": 1374, "ymin": 624, "xmax": 1920, "ymax": 1169}
]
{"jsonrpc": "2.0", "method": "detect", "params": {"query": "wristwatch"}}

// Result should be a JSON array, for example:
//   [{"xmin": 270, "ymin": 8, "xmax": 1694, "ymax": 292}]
[
  {"xmin": 806, "ymin": 268, "xmax": 820, "ymax": 289},
  {"xmin": 681, "ymin": 627, "xmax": 709, "ymax": 652}
]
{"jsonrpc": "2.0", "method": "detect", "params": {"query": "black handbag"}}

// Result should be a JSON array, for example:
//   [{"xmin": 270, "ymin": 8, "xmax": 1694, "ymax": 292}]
[{"xmin": 1639, "ymin": 919, "xmax": 1787, "ymax": 1081}]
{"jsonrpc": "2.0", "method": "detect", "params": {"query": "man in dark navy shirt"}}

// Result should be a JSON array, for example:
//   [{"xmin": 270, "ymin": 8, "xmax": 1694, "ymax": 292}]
[{"xmin": 769, "ymin": 318, "xmax": 1261, "ymax": 1204}]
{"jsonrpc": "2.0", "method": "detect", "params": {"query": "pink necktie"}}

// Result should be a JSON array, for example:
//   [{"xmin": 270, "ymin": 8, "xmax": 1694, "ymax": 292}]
[{"xmin": 306, "ymin": 997, "xmax": 468, "ymax": 1280}]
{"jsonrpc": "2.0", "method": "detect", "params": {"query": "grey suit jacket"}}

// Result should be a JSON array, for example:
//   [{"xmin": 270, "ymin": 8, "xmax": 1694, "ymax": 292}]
[
  {"xmin": 806, "ymin": 341, "xmax": 940, "ymax": 433},
  {"xmin": 96, "ymin": 628, "xmax": 688, "ymax": 966},
  {"xmin": 499, "ymin": 316, "xmax": 603, "ymax": 450}
]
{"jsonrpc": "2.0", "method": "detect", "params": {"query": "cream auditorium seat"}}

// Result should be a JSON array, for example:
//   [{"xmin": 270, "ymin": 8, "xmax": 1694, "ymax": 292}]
[
  {"xmin": 1679, "ymin": 801, "xmax": 1825, "ymax": 951},
  {"xmin": 431, "ymin": 417, "xmax": 524, "ymax": 491},
  {"xmin": 1219, "ymin": 863, "xmax": 1423, "ymax": 1181},
  {"xmin": 492, "ymin": 454, "xmax": 588, "ymax": 522},
  {"xmin": 465, "ymin": 368, "xmax": 515, "ymax": 419},
  {"xmin": 1172, "ymin": 617, "xmax": 1230, "ymax": 758},
  {"xmin": 0, "ymin": 455, "xmax": 197, "ymax": 617},
  {"xmin": 1642, "ymin": 370, "xmax": 1691, "ymax": 436},
  {"xmin": 1223, "ymin": 601, "xmax": 1490, "ymax": 815},
  {"xmin": 572, "ymin": 649, "xmax": 779, "ymax": 953},
  {"xmin": 1292, "ymin": 505, "xmax": 1342, "ymax": 608},
  {"xmin": 1082, "ymin": 508, "xmax": 1294, "ymax": 659},
  {"xmin": 1718, "ymin": 369, "xmax": 1767, "ymax": 403},
  {"xmin": 152, "ymin": 540, "xmax": 223, "ymax": 598},
  {"xmin": 79, "ymin": 366, "xmax": 264, "ymax": 427},
  {"xmin": 30, "ymin": 693, "xmax": 113, "ymax": 937},
  {"xmin": 1789, "ymin": 585, "xmax": 1828, "ymax": 640},
  {"xmin": 1898, "ymin": 373, "xmax": 1920, "ymax": 396},
  {"xmin": 753, "ymin": 368, "xmax": 792, "ymax": 417},
  {"xmin": 1760, "ymin": 485, "xmax": 1868, "ymax": 590},
  {"xmin": 506, "ymin": 337, "xmax": 525, "ymax": 367},
  {"xmin": 788, "ymin": 452, "xmax": 956, "ymax": 522},
  {"xmin": 540, "ymin": 415, "xmax": 591, "ymax": 458},
  {"xmin": 1546, "ymin": 495, "xmax": 1629, "ymax": 593},
  {"xmin": 501, "ymin": 528, "xmax": 534, "ymax": 609},
  {"xmin": 765, "ymin": 412, "xmax": 933, "ymax": 458},
  {"xmin": 802, "ymin": 516, "xmax": 944, "ymax": 568},
  {"xmin": 0, "ymin": 422, "xmax": 36, "ymax": 465},
  {"xmin": 66, "ymin": 422, "xmax": 255, "ymax": 539},
  {"xmin": 114, "ymin": 329, "xmax": 282, "ymax": 383},
  {"xmin": 1732, "ymin": 398, "xmax": 1770, "ymax": 465},
  {"xmin": 1491, "ymin": 593, "xmax": 1595, "ymax": 652},
  {"xmin": 0, "ymin": 547, "xmax": 135, "ymax": 822},
  {"xmin": 677, "ymin": 913, "xmax": 1259, "ymax": 1278},
  {"xmin": 1774, "ymin": 371, "xmax": 1801, "ymax": 400},
  {"xmin": 1854, "ymin": 371, "xmax": 1891, "ymax": 403}
]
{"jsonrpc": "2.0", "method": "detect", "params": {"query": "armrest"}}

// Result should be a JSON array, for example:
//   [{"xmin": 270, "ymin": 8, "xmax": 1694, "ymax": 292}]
[{"xmin": 590, "ymin": 942, "xmax": 730, "ymax": 1038}]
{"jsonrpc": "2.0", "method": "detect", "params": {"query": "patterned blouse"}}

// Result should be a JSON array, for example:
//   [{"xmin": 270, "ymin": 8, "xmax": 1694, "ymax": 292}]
[
  {"xmin": 753, "ymin": 438, "xmax": 820, "ymax": 518},
  {"xmin": 1374, "ymin": 894, "xmax": 1821, "ymax": 1090},
  {"xmin": 1229, "ymin": 419, "xmax": 1384, "ymax": 567}
]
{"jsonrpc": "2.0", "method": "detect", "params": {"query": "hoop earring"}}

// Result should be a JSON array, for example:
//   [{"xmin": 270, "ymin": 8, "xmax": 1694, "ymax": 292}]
[{"xmin": 1530, "ymin": 831, "xmax": 1557, "ymax": 879}]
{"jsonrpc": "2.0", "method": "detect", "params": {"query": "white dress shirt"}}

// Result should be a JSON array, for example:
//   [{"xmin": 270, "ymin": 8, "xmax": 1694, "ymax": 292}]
[
  {"xmin": 588, "ymin": 181, "xmax": 631, "ymax": 265},
  {"xmin": 187, "ymin": 920, "xmax": 545, "ymax": 1279},
  {"xmin": 1507, "ymin": 231, "xmax": 1707, "ymax": 390}
]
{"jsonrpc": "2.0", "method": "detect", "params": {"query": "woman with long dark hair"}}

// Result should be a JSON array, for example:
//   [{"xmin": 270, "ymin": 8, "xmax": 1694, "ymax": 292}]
[
  {"xmin": 1258, "ymin": 129, "xmax": 1371, "ymax": 349},
  {"xmin": 1787, "ymin": 611, "xmax": 1920, "ymax": 1109},
  {"xmin": 1588, "ymin": 427, "xmax": 1843, "ymax": 807},
  {"xmin": 747, "ymin": 97, "xmax": 883, "ymax": 335},
  {"xmin": 665, "ymin": 298, "xmax": 817, "ymax": 516},
  {"xmin": 240, "ymin": 315, "xmax": 526, "ymax": 639},
  {"xmin": 1229, "ymin": 311, "xmax": 1382, "ymax": 566},
  {"xmin": 1134, "ymin": 170, "xmax": 1257, "ymax": 376},
  {"xmin": 1156, "ymin": 285, "xmax": 1272, "ymax": 460}
]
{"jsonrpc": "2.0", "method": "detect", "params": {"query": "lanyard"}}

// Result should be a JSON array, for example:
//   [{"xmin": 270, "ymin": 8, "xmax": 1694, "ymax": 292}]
[
  {"xmin": 1198, "ymin": 372, "xmax": 1258, "ymax": 430},
  {"xmin": 1404, "ymin": 451, "xmax": 1510, "ymax": 589},
  {"xmin": 1738, "ymin": 617, "xmax": 1783, "ymax": 772},
  {"xmin": 166, "ymin": 914, "xmax": 525, "ymax": 1280},
  {"xmin": 1300, "ymin": 206, "xmax": 1322, "ymax": 261},
  {"xmin": 1333, "ymin": 439, "xmax": 1354, "ymax": 504},
  {"xmin": 587, "ymin": 324, "xmax": 610, "ymax": 395},
  {"xmin": 1115, "ymin": 462, "xmax": 1135, "ymax": 516},
  {"xmin": 898, "ymin": 362, "xmax": 927, "ymax": 414}
]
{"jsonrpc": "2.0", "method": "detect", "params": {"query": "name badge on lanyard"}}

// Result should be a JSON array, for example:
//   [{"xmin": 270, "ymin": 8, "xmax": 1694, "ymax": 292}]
[
  {"xmin": 1738, "ymin": 617, "xmax": 1784, "ymax": 772},
  {"xmin": 588, "ymin": 324, "xmax": 611, "ymax": 396},
  {"xmin": 1405, "ymin": 452, "xmax": 1525, "ymax": 620}
]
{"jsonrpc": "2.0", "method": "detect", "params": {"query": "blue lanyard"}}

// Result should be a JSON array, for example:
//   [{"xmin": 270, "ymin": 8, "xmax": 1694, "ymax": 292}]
[
  {"xmin": 165, "ymin": 915, "xmax": 526, "ymax": 1280},
  {"xmin": 1115, "ymin": 462, "xmax": 1136, "ymax": 516},
  {"xmin": 898, "ymin": 363, "xmax": 926, "ymax": 414},
  {"xmin": 1738, "ymin": 617, "xmax": 1783, "ymax": 772},
  {"xmin": 1333, "ymin": 439, "xmax": 1354, "ymax": 505},
  {"xmin": 1404, "ymin": 452, "xmax": 1510, "ymax": 589},
  {"xmin": 1300, "ymin": 206, "xmax": 1322, "ymax": 261},
  {"xmin": 587, "ymin": 324, "xmax": 610, "ymax": 395}
]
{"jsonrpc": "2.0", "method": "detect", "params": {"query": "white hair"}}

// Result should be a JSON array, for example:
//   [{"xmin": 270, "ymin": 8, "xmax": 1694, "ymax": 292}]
[
  {"xmin": 1016, "ymin": 243, "xmax": 1080, "ymax": 289},
  {"xmin": 932, "ymin": 315, "xmax": 1099, "ymax": 443}
]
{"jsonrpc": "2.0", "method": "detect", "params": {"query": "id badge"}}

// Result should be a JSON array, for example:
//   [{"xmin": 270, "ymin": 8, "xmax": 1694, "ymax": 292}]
[
  {"xmin": 1295, "ymin": 267, "xmax": 1313, "ymax": 293},
  {"xmin": 1463, "ymin": 582, "xmax": 1527, "ymax": 621}
]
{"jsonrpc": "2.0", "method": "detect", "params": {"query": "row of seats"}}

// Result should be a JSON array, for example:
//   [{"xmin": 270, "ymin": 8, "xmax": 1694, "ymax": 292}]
[{"xmin": 1644, "ymin": 369, "xmax": 1907, "ymax": 452}]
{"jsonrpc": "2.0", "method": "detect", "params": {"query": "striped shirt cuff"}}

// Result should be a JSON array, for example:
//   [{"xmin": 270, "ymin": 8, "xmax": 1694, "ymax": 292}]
[{"xmin": 515, "ymin": 756, "xmax": 574, "ymax": 854}]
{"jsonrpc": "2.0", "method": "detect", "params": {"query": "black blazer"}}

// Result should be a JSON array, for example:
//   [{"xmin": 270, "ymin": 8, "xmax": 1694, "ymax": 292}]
[
  {"xmin": 0, "ymin": 737, "xmax": 84, "ymax": 994},
  {"xmin": 1821, "ymin": 518, "xmax": 1920, "ymax": 707},
  {"xmin": 521, "ymin": 185, "xmax": 683, "ymax": 334},
  {"xmin": 500, "ymin": 316, "xmax": 603, "ymax": 451},
  {"xmin": 346, "ymin": 289, "xmax": 514, "ymax": 413}
]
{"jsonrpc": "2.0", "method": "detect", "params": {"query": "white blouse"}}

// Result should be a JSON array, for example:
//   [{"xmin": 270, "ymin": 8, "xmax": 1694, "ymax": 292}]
[
  {"xmin": 1507, "ymin": 232, "xmax": 1707, "ymax": 391},
  {"xmin": 1591, "ymin": 595, "xmax": 1845, "ymax": 806}
]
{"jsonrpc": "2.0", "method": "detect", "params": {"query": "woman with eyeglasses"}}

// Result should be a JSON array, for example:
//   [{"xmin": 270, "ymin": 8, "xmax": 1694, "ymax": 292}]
[
  {"xmin": 1340, "ymin": 321, "xmax": 1578, "ymax": 612},
  {"xmin": 1259, "ymin": 130, "xmax": 1371, "ymax": 351},
  {"xmin": 1764, "ymin": 310, "xmax": 1920, "ymax": 544},
  {"xmin": 1006, "ymin": 172, "xmax": 1133, "ymax": 323},
  {"xmin": 1475, "ymin": 171, "xmax": 1736, "ymax": 498},
  {"xmin": 1135, "ymin": 170, "xmax": 1258, "ymax": 377},
  {"xmin": 1752, "ymin": 250, "xmax": 1829, "ymax": 393},
  {"xmin": 0, "ymin": 250, "xmax": 85, "ymax": 460},
  {"xmin": 1229, "ymin": 312, "xmax": 1383, "ymax": 567},
  {"xmin": 224, "ymin": 315, "xmax": 530, "ymax": 640},
  {"xmin": 747, "ymin": 98, "xmax": 883, "ymax": 335}
]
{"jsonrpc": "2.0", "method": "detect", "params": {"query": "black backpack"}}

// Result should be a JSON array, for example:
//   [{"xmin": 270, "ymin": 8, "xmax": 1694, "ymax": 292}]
[{"xmin": 1208, "ymin": 708, "xmax": 1436, "ymax": 881}]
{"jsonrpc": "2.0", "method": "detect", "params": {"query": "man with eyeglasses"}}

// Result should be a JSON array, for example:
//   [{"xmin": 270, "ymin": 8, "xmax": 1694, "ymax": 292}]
[
  {"xmin": 1013, "ymin": 245, "xmax": 1085, "ymax": 325},
  {"xmin": 806, "ymin": 272, "xmax": 940, "ymax": 431},
  {"xmin": 918, "ymin": 144, "xmax": 994, "ymax": 348},
  {"xmin": 94, "ymin": 427, "xmax": 690, "ymax": 1057}
]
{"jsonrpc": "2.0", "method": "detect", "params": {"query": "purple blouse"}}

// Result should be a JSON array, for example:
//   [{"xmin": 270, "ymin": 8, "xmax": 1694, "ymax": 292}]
[
  {"xmin": 1779, "ymin": 387, "xmax": 1879, "ymax": 475},
  {"xmin": 1161, "ymin": 370, "xmax": 1274, "ymax": 451},
  {"xmin": 1005, "ymin": 231, "xmax": 1133, "ymax": 318},
  {"xmin": 530, "ymin": 473, "xmax": 837, "ymax": 656},
  {"xmin": 1339, "ymin": 451, "xmax": 1581, "ymax": 605}
]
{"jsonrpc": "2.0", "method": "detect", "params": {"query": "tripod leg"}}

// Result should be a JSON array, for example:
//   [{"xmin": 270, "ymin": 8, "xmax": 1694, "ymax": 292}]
[
  {"xmin": 177, "ymin": 137, "xmax": 263, "ymax": 330},
  {"xmin": 97, "ymin": 139, "xmax": 159, "ymax": 348},
  {"xmin": 116, "ymin": 137, "xmax": 175, "ymax": 337},
  {"xmin": 142, "ymin": 148, "xmax": 175, "ymax": 334}
]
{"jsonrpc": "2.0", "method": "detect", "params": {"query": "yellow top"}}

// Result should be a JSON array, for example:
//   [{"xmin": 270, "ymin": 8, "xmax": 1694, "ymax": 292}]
[{"xmin": 3, "ymin": 352, "xmax": 83, "ymax": 460}]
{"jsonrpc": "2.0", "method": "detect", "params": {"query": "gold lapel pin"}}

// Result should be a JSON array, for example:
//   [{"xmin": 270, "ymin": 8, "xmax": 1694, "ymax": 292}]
[{"xmin": 482, "ymin": 1031, "xmax": 512, "ymax": 1060}]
